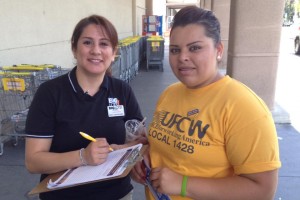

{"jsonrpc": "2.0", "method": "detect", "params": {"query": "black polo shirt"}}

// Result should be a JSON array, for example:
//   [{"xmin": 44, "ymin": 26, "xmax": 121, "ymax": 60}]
[{"xmin": 26, "ymin": 67, "xmax": 143, "ymax": 200}]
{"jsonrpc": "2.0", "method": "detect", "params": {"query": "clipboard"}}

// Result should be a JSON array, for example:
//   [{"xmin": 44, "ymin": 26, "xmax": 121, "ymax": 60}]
[{"xmin": 28, "ymin": 144, "xmax": 148, "ymax": 196}]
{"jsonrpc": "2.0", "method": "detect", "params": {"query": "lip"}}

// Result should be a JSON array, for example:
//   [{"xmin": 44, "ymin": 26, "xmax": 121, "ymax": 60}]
[
  {"xmin": 88, "ymin": 58, "xmax": 103, "ymax": 64},
  {"xmin": 178, "ymin": 66, "xmax": 194, "ymax": 75}
]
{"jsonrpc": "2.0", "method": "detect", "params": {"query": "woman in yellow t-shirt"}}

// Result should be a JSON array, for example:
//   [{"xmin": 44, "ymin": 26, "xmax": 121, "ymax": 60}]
[{"xmin": 131, "ymin": 6, "xmax": 281, "ymax": 200}]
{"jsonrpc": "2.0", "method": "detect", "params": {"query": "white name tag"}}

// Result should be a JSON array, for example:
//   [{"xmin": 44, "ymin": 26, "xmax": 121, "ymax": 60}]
[{"xmin": 107, "ymin": 105, "xmax": 125, "ymax": 117}]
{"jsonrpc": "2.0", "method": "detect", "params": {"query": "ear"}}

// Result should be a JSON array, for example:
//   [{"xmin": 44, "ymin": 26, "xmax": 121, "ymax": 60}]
[
  {"xmin": 216, "ymin": 42, "xmax": 224, "ymax": 59},
  {"xmin": 72, "ymin": 48, "xmax": 77, "ymax": 59},
  {"xmin": 112, "ymin": 48, "xmax": 118, "ymax": 62}
]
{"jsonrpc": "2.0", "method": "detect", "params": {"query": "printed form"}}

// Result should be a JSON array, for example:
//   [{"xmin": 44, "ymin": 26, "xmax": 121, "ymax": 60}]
[{"xmin": 47, "ymin": 143, "xmax": 142, "ymax": 189}]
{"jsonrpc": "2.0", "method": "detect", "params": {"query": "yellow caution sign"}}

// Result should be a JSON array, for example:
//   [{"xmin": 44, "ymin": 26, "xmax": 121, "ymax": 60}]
[{"xmin": 2, "ymin": 77, "xmax": 25, "ymax": 91}]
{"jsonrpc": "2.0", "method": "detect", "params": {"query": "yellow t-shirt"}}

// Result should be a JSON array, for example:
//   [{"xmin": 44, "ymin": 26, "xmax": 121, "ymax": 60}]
[{"xmin": 146, "ymin": 75, "xmax": 281, "ymax": 200}]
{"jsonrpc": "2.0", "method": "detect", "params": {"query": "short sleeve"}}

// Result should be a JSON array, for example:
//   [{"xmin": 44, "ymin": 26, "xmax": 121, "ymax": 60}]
[
  {"xmin": 25, "ymin": 83, "xmax": 57, "ymax": 137},
  {"xmin": 226, "ymin": 112, "xmax": 281, "ymax": 174}
]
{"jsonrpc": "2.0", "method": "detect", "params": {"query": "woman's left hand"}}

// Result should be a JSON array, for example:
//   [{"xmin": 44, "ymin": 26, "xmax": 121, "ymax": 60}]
[
  {"xmin": 150, "ymin": 167, "xmax": 183, "ymax": 196},
  {"xmin": 134, "ymin": 133, "xmax": 148, "ymax": 145}
]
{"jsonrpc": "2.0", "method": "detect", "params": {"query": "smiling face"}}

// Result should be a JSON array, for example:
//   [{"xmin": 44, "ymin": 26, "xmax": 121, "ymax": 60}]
[
  {"xmin": 169, "ymin": 24, "xmax": 223, "ymax": 89},
  {"xmin": 72, "ymin": 24, "xmax": 116, "ymax": 76}
]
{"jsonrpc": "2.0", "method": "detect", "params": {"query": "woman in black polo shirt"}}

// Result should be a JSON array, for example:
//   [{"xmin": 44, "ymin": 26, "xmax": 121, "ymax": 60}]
[{"xmin": 25, "ymin": 15, "xmax": 146, "ymax": 200}]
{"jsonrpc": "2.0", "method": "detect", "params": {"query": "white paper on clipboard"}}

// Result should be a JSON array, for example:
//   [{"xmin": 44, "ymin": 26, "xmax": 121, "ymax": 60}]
[{"xmin": 47, "ymin": 144, "xmax": 142, "ymax": 189}]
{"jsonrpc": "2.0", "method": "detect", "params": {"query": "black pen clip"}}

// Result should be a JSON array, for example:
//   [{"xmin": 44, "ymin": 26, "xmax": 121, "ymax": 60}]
[
  {"xmin": 107, "ymin": 146, "xmax": 141, "ymax": 176},
  {"xmin": 126, "ymin": 146, "xmax": 140, "ymax": 165}
]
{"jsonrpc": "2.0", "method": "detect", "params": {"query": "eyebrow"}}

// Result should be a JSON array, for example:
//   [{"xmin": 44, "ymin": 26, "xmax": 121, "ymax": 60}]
[
  {"xmin": 81, "ymin": 37, "xmax": 110, "ymax": 42},
  {"xmin": 170, "ymin": 41, "xmax": 202, "ymax": 47}
]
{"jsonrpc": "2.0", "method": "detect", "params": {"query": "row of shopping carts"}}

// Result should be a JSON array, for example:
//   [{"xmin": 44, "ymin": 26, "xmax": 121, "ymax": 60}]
[
  {"xmin": 0, "ymin": 64, "xmax": 69, "ymax": 155},
  {"xmin": 112, "ymin": 36, "xmax": 146, "ymax": 82},
  {"xmin": 111, "ymin": 35, "xmax": 164, "ymax": 82}
]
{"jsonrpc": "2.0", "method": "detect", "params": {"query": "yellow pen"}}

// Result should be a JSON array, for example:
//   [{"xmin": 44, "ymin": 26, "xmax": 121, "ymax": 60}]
[{"xmin": 79, "ymin": 132, "xmax": 114, "ymax": 151}]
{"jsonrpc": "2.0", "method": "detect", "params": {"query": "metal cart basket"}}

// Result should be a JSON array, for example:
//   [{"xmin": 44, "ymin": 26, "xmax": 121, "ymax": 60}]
[
  {"xmin": 146, "ymin": 36, "xmax": 164, "ymax": 71},
  {"xmin": 0, "ymin": 65, "xmax": 68, "ymax": 155}
]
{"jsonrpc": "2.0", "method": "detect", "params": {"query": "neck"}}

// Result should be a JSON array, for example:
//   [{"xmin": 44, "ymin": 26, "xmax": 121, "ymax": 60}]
[
  {"xmin": 212, "ymin": 72, "xmax": 224, "ymax": 83},
  {"xmin": 76, "ymin": 68, "xmax": 105, "ymax": 96}
]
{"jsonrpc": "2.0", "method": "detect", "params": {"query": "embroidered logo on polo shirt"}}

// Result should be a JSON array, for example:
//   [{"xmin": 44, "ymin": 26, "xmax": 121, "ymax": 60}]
[
  {"xmin": 187, "ymin": 109, "xmax": 199, "ymax": 117},
  {"xmin": 108, "ymin": 98, "xmax": 119, "ymax": 106}
]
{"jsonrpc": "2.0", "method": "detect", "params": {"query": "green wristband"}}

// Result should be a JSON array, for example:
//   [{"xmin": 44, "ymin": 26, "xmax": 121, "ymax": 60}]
[{"xmin": 181, "ymin": 175, "xmax": 188, "ymax": 197}]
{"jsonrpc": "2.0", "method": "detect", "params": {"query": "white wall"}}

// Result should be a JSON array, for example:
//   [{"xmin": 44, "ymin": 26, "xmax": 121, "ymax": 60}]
[
  {"xmin": 135, "ymin": 0, "xmax": 147, "ymax": 36},
  {"xmin": 0, "ymin": 0, "xmax": 134, "ymax": 68},
  {"xmin": 152, "ymin": 0, "xmax": 167, "ymax": 33}
]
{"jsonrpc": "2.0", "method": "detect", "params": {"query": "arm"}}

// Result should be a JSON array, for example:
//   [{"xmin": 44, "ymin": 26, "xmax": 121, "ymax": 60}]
[
  {"xmin": 25, "ymin": 137, "xmax": 111, "ymax": 174},
  {"xmin": 25, "ymin": 138, "xmax": 81, "ymax": 174},
  {"xmin": 150, "ymin": 167, "xmax": 278, "ymax": 200}
]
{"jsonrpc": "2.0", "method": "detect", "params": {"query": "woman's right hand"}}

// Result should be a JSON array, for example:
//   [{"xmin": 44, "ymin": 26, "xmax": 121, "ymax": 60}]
[
  {"xmin": 131, "ymin": 149, "xmax": 150, "ymax": 184},
  {"xmin": 83, "ymin": 138, "xmax": 110, "ymax": 165}
]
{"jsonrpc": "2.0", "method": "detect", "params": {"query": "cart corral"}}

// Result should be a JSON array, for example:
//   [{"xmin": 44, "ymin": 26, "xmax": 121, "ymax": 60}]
[{"xmin": 0, "ymin": 64, "xmax": 69, "ymax": 155}]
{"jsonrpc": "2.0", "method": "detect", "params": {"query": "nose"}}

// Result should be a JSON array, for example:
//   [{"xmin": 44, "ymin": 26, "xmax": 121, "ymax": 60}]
[
  {"xmin": 90, "ymin": 44, "xmax": 101, "ymax": 55},
  {"xmin": 178, "ymin": 49, "xmax": 189, "ymax": 62}
]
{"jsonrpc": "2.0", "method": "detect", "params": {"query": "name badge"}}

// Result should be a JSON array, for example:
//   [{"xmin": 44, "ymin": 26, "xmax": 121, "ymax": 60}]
[{"xmin": 107, "ymin": 105, "xmax": 125, "ymax": 117}]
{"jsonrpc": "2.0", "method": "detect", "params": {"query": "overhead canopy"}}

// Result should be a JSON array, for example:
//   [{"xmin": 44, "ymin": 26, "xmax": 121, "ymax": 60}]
[{"xmin": 166, "ymin": 0, "xmax": 200, "ymax": 9}]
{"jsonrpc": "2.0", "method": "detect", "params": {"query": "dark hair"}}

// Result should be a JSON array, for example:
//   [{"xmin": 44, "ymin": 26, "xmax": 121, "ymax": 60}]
[
  {"xmin": 170, "ymin": 6, "xmax": 221, "ymax": 46},
  {"xmin": 71, "ymin": 15, "xmax": 118, "ymax": 76}
]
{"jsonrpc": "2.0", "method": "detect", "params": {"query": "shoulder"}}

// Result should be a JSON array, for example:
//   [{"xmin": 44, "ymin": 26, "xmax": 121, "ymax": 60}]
[
  {"xmin": 39, "ymin": 73, "xmax": 68, "ymax": 89},
  {"xmin": 162, "ymin": 82, "xmax": 183, "ymax": 94},
  {"xmin": 106, "ymin": 76, "xmax": 133, "ymax": 92},
  {"xmin": 107, "ymin": 76, "xmax": 127, "ymax": 85},
  {"xmin": 34, "ymin": 73, "xmax": 69, "ymax": 98},
  {"xmin": 220, "ymin": 76, "xmax": 273, "ymax": 125},
  {"xmin": 156, "ymin": 82, "xmax": 182, "ymax": 104},
  {"xmin": 224, "ymin": 76, "xmax": 268, "ymax": 108}
]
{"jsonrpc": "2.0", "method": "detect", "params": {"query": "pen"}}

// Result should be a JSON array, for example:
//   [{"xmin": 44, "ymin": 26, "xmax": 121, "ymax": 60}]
[{"xmin": 79, "ymin": 132, "xmax": 114, "ymax": 151}]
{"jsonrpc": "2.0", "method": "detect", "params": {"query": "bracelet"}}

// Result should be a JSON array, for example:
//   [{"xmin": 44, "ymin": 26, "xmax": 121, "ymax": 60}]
[
  {"xmin": 79, "ymin": 148, "xmax": 88, "ymax": 166},
  {"xmin": 181, "ymin": 175, "xmax": 188, "ymax": 197}
]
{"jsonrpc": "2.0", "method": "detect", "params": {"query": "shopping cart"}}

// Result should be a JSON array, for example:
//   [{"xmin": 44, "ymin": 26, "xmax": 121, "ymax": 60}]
[
  {"xmin": 146, "ymin": 36, "xmax": 164, "ymax": 72},
  {"xmin": 0, "ymin": 65, "xmax": 69, "ymax": 155},
  {"xmin": 118, "ymin": 36, "xmax": 142, "ymax": 82},
  {"xmin": 111, "ymin": 55, "xmax": 121, "ymax": 79}
]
